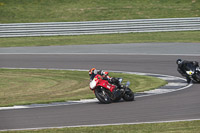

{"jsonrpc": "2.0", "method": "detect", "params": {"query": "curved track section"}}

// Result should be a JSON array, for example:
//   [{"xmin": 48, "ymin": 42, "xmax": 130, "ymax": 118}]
[
  {"xmin": 0, "ymin": 69, "xmax": 190, "ymax": 110},
  {"xmin": 0, "ymin": 43, "xmax": 200, "ymax": 131}
]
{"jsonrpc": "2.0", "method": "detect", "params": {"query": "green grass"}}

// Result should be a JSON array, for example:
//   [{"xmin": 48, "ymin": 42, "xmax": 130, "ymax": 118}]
[
  {"xmin": 0, "ymin": 31, "xmax": 200, "ymax": 47},
  {"xmin": 0, "ymin": 0, "xmax": 199, "ymax": 23},
  {"xmin": 0, "ymin": 68, "xmax": 167, "ymax": 107},
  {"xmin": 3, "ymin": 120, "xmax": 200, "ymax": 133}
]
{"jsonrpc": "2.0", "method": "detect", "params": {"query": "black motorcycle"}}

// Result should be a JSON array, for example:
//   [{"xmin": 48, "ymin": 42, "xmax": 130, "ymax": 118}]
[{"xmin": 184, "ymin": 63, "xmax": 200, "ymax": 83}]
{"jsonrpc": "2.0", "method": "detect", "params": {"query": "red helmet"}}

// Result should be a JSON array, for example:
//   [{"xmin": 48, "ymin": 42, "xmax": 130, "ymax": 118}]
[{"xmin": 89, "ymin": 68, "xmax": 97, "ymax": 76}]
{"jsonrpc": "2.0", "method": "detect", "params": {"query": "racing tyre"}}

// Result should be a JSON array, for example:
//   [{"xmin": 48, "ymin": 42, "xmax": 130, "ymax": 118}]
[
  {"xmin": 122, "ymin": 88, "xmax": 134, "ymax": 101},
  {"xmin": 195, "ymin": 73, "xmax": 200, "ymax": 83},
  {"xmin": 94, "ymin": 87, "xmax": 112, "ymax": 104}
]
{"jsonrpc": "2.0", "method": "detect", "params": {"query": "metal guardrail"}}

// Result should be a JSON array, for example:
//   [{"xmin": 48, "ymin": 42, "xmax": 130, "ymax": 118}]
[{"xmin": 0, "ymin": 17, "xmax": 199, "ymax": 37}]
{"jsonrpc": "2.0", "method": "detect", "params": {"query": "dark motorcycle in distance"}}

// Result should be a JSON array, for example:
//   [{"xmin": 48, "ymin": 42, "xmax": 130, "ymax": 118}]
[
  {"xmin": 185, "ymin": 63, "xmax": 200, "ymax": 83},
  {"xmin": 89, "ymin": 74, "xmax": 134, "ymax": 104}
]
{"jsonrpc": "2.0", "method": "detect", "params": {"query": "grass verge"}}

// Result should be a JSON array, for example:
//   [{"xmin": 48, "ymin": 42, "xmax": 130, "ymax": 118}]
[
  {"xmin": 0, "ymin": 68, "xmax": 167, "ymax": 107},
  {"xmin": 2, "ymin": 120, "xmax": 200, "ymax": 133},
  {"xmin": 0, "ymin": 31, "xmax": 200, "ymax": 47},
  {"xmin": 0, "ymin": 0, "xmax": 199, "ymax": 23}
]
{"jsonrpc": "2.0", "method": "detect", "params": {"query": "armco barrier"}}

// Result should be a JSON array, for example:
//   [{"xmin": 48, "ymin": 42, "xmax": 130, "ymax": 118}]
[{"xmin": 0, "ymin": 17, "xmax": 199, "ymax": 37}]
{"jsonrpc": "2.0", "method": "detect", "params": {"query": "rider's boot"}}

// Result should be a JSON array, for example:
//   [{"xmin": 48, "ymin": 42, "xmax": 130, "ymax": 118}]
[{"xmin": 186, "ymin": 76, "xmax": 191, "ymax": 84}]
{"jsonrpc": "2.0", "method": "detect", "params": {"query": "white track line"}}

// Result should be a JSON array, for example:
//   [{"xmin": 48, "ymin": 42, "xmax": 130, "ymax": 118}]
[{"xmin": 0, "ymin": 53, "xmax": 200, "ymax": 56}]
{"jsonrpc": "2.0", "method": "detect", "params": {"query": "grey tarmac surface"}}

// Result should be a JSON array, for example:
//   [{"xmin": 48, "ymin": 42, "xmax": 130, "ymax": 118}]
[
  {"xmin": 0, "ymin": 43, "xmax": 200, "ymax": 130},
  {"xmin": 0, "ymin": 43, "xmax": 200, "ymax": 55}
]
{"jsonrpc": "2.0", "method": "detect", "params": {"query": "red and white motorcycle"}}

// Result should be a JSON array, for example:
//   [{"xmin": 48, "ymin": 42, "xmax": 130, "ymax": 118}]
[{"xmin": 90, "ymin": 74, "xmax": 134, "ymax": 104}]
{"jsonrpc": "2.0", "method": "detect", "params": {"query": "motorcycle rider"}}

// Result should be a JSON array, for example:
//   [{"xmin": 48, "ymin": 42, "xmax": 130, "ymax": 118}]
[
  {"xmin": 89, "ymin": 68, "xmax": 120, "ymax": 95},
  {"xmin": 89, "ymin": 68, "xmax": 98, "ymax": 81},
  {"xmin": 89, "ymin": 68, "xmax": 118, "ymax": 84},
  {"xmin": 176, "ymin": 59, "xmax": 200, "ymax": 83}
]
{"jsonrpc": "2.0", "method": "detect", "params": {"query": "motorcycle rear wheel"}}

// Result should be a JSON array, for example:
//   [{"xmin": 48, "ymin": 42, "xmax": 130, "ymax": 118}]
[
  {"xmin": 122, "ymin": 88, "xmax": 134, "ymax": 101},
  {"xmin": 94, "ymin": 87, "xmax": 112, "ymax": 104},
  {"xmin": 195, "ymin": 73, "xmax": 200, "ymax": 83}
]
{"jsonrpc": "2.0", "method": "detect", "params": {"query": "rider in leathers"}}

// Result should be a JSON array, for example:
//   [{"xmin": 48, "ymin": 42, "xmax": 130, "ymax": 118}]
[
  {"xmin": 89, "ymin": 68, "xmax": 120, "ymax": 96},
  {"xmin": 89, "ymin": 68, "xmax": 118, "ymax": 84},
  {"xmin": 176, "ymin": 59, "xmax": 200, "ymax": 83}
]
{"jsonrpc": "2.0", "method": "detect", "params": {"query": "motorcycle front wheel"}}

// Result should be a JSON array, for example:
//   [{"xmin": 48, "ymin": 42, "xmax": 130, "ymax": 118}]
[
  {"xmin": 94, "ymin": 87, "xmax": 112, "ymax": 104},
  {"xmin": 122, "ymin": 88, "xmax": 134, "ymax": 101}
]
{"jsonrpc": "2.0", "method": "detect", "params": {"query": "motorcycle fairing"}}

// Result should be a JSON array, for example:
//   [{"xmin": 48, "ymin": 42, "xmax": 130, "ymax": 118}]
[
  {"xmin": 90, "ymin": 74, "xmax": 116, "ymax": 92},
  {"xmin": 97, "ymin": 79, "xmax": 116, "ymax": 92},
  {"xmin": 186, "ymin": 70, "xmax": 194, "ymax": 76}
]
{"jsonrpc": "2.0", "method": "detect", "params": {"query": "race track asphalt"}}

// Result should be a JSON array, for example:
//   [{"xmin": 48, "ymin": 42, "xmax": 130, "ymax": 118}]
[{"xmin": 0, "ymin": 43, "xmax": 200, "ymax": 131}]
